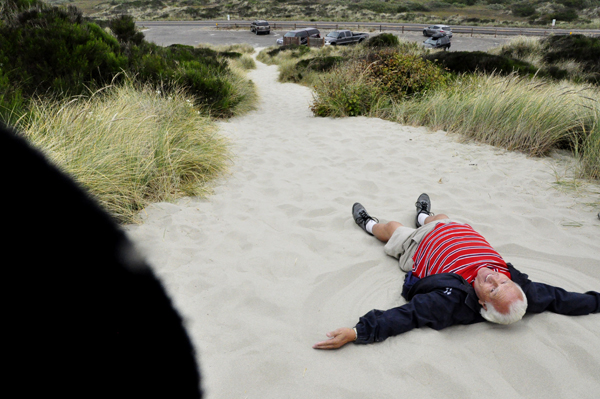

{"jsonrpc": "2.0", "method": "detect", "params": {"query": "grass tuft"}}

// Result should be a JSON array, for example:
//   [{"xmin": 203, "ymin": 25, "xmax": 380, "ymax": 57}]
[{"xmin": 19, "ymin": 81, "xmax": 231, "ymax": 223}]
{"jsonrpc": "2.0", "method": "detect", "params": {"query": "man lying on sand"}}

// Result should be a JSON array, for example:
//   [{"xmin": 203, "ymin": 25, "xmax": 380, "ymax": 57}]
[{"xmin": 313, "ymin": 194, "xmax": 600, "ymax": 350}]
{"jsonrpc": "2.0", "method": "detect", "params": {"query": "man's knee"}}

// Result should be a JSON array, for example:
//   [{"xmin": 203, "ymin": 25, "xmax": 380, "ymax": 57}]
[{"xmin": 426, "ymin": 214, "xmax": 449, "ymax": 224}]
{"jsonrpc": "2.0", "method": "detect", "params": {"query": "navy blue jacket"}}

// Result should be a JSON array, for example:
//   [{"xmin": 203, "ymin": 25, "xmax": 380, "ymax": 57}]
[{"xmin": 354, "ymin": 264, "xmax": 600, "ymax": 344}]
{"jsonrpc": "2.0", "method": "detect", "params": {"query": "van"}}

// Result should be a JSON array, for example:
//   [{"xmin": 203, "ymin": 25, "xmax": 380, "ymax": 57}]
[{"xmin": 276, "ymin": 28, "xmax": 321, "ymax": 45}]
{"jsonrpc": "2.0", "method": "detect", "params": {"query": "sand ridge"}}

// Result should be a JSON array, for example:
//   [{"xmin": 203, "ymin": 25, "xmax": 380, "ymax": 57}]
[{"xmin": 125, "ymin": 51, "xmax": 600, "ymax": 398}]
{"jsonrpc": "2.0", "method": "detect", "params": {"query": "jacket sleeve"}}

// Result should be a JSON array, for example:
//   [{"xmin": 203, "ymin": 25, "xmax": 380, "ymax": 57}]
[
  {"xmin": 524, "ymin": 282, "xmax": 600, "ymax": 315},
  {"xmin": 509, "ymin": 264, "xmax": 600, "ymax": 316},
  {"xmin": 354, "ymin": 290, "xmax": 481, "ymax": 344}
]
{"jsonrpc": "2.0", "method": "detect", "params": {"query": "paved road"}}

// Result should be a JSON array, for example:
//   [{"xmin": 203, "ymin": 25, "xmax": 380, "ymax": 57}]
[
  {"xmin": 138, "ymin": 20, "xmax": 600, "ymax": 37},
  {"xmin": 140, "ymin": 26, "xmax": 513, "ymax": 52}
]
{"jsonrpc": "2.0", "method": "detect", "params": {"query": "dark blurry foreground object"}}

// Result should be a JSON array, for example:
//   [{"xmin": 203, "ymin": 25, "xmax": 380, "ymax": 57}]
[{"xmin": 2, "ymin": 123, "xmax": 202, "ymax": 398}]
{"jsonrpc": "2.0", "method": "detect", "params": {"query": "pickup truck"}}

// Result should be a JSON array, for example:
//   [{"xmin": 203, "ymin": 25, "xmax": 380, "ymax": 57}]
[{"xmin": 324, "ymin": 30, "xmax": 369, "ymax": 45}]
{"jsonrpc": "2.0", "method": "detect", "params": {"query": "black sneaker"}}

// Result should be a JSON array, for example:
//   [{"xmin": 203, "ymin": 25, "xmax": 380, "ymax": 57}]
[
  {"xmin": 415, "ymin": 193, "xmax": 433, "ymax": 228},
  {"xmin": 352, "ymin": 203, "xmax": 379, "ymax": 236}
]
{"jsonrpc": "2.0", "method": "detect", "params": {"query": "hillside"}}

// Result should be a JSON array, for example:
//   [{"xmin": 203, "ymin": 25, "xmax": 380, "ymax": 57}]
[{"xmin": 46, "ymin": 0, "xmax": 600, "ymax": 28}]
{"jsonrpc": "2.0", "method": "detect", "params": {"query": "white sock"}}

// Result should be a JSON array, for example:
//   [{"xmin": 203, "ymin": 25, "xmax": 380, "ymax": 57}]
[
  {"xmin": 366, "ymin": 220, "xmax": 377, "ymax": 234},
  {"xmin": 418, "ymin": 213, "xmax": 429, "ymax": 227}
]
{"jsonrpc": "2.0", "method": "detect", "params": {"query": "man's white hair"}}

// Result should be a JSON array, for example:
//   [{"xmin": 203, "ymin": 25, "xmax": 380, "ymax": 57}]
[{"xmin": 480, "ymin": 283, "xmax": 528, "ymax": 325}]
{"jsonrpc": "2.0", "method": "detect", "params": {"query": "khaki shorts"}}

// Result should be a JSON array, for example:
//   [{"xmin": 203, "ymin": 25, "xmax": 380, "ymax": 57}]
[{"xmin": 383, "ymin": 219, "xmax": 458, "ymax": 272}]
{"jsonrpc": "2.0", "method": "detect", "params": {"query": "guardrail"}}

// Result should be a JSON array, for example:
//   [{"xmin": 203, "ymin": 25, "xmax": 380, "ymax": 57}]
[{"xmin": 216, "ymin": 22, "xmax": 596, "ymax": 37}]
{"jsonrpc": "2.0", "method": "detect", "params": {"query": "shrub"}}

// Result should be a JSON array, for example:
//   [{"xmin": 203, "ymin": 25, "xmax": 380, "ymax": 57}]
[
  {"xmin": 0, "ymin": 6, "xmax": 127, "ymax": 97},
  {"xmin": 0, "ymin": 3, "xmax": 253, "ymax": 121},
  {"xmin": 543, "ymin": 8, "xmax": 580, "ymax": 22},
  {"xmin": 539, "ymin": 34, "xmax": 600, "ymax": 83},
  {"xmin": 512, "ymin": 3, "xmax": 537, "ymax": 17},
  {"xmin": 1, "ymin": 0, "xmax": 45, "ymax": 13},
  {"xmin": 424, "ymin": 51, "xmax": 541, "ymax": 77},
  {"xmin": 366, "ymin": 33, "xmax": 399, "ymax": 48},
  {"xmin": 493, "ymin": 35, "xmax": 544, "ymax": 61},
  {"xmin": 234, "ymin": 54, "xmax": 257, "ymax": 70},
  {"xmin": 367, "ymin": 51, "xmax": 449, "ymax": 99},
  {"xmin": 296, "ymin": 56, "xmax": 343, "ymax": 73},
  {"xmin": 310, "ymin": 62, "xmax": 384, "ymax": 117},
  {"xmin": 541, "ymin": 35, "xmax": 600, "ymax": 71},
  {"xmin": 267, "ymin": 44, "xmax": 310, "ymax": 58},
  {"xmin": 109, "ymin": 14, "xmax": 145, "ymax": 45}
]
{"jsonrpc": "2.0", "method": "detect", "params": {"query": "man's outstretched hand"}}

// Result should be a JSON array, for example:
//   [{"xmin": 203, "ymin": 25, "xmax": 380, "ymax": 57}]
[{"xmin": 313, "ymin": 327, "xmax": 357, "ymax": 350}]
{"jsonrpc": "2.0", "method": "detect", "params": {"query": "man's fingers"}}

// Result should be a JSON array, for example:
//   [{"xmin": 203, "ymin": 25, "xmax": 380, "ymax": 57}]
[
  {"xmin": 313, "ymin": 328, "xmax": 351, "ymax": 350},
  {"xmin": 313, "ymin": 338, "xmax": 342, "ymax": 349}
]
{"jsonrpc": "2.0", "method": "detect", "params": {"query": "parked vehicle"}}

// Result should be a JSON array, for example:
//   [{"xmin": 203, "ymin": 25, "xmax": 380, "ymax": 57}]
[
  {"xmin": 422, "ymin": 33, "xmax": 451, "ymax": 51},
  {"xmin": 324, "ymin": 30, "xmax": 369, "ymax": 45},
  {"xmin": 276, "ymin": 28, "xmax": 321, "ymax": 45},
  {"xmin": 423, "ymin": 25, "xmax": 453, "ymax": 38},
  {"xmin": 250, "ymin": 20, "xmax": 270, "ymax": 35}
]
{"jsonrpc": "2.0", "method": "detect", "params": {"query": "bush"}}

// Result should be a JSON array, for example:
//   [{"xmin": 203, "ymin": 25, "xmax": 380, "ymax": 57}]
[
  {"xmin": 310, "ymin": 62, "xmax": 384, "ymax": 117},
  {"xmin": 0, "ymin": 3, "xmax": 251, "ymax": 120},
  {"xmin": 296, "ymin": 56, "xmax": 343, "ymax": 73},
  {"xmin": 368, "ymin": 51, "xmax": 449, "ymax": 99},
  {"xmin": 540, "ymin": 34, "xmax": 600, "ymax": 83},
  {"xmin": 541, "ymin": 35, "xmax": 600, "ymax": 71},
  {"xmin": 424, "ymin": 51, "xmax": 541, "ymax": 77},
  {"xmin": 267, "ymin": 44, "xmax": 310, "ymax": 58},
  {"xmin": 366, "ymin": 33, "xmax": 399, "ymax": 48},
  {"xmin": 0, "ymin": 6, "xmax": 127, "ymax": 97},
  {"xmin": 512, "ymin": 3, "xmax": 537, "ymax": 17},
  {"xmin": 109, "ymin": 14, "xmax": 144, "ymax": 45},
  {"xmin": 544, "ymin": 8, "xmax": 580, "ymax": 22}
]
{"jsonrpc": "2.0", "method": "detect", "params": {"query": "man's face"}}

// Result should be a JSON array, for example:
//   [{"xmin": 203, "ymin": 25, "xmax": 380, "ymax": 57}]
[{"xmin": 473, "ymin": 267, "xmax": 522, "ymax": 313}]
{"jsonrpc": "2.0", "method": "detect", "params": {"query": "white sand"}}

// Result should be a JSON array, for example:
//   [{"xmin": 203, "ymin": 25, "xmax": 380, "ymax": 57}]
[{"xmin": 125, "ymin": 53, "xmax": 600, "ymax": 398}]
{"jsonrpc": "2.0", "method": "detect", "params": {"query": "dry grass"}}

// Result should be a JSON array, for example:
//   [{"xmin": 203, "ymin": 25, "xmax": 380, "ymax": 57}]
[
  {"xmin": 19, "ymin": 81, "xmax": 231, "ymax": 223},
  {"xmin": 386, "ymin": 73, "xmax": 600, "ymax": 179}
]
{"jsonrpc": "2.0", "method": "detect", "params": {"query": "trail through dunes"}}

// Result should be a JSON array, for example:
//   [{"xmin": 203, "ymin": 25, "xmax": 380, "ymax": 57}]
[{"xmin": 125, "ymin": 52, "xmax": 600, "ymax": 399}]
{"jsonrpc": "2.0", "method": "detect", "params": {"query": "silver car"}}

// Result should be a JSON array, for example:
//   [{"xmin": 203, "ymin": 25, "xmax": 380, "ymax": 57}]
[
  {"xmin": 422, "ymin": 33, "xmax": 451, "ymax": 51},
  {"xmin": 423, "ymin": 25, "xmax": 453, "ymax": 38}
]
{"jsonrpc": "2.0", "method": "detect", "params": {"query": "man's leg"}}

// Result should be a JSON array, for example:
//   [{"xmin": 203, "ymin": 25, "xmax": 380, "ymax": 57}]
[
  {"xmin": 424, "ymin": 214, "xmax": 449, "ymax": 224},
  {"xmin": 416, "ymin": 193, "xmax": 450, "ymax": 226},
  {"xmin": 371, "ymin": 221, "xmax": 403, "ymax": 243},
  {"xmin": 352, "ymin": 203, "xmax": 405, "ymax": 243}
]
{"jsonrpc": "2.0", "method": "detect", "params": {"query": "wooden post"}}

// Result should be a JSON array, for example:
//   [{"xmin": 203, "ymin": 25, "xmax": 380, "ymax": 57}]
[
  {"xmin": 471, "ymin": 28, "xmax": 473, "ymax": 37},
  {"xmin": 402, "ymin": 25, "xmax": 404, "ymax": 34},
  {"xmin": 495, "ymin": 29, "xmax": 497, "ymax": 37},
  {"xmin": 380, "ymin": 25, "xmax": 382, "ymax": 32},
  {"xmin": 294, "ymin": 23, "xmax": 296, "ymax": 29}
]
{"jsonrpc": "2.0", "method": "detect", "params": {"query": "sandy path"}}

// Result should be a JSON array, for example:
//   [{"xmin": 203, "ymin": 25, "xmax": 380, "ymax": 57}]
[{"xmin": 125, "ymin": 53, "xmax": 600, "ymax": 398}]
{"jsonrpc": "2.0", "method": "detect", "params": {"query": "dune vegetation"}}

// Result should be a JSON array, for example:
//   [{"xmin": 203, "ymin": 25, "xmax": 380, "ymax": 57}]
[
  {"xmin": 1, "ymin": 0, "xmax": 257, "ymax": 222},
  {"xmin": 259, "ymin": 34, "xmax": 600, "ymax": 181},
  {"xmin": 53, "ymin": 0, "xmax": 600, "ymax": 29}
]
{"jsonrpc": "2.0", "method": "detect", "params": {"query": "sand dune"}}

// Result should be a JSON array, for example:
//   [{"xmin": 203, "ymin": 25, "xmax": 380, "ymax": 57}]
[{"xmin": 125, "ymin": 52, "xmax": 600, "ymax": 398}]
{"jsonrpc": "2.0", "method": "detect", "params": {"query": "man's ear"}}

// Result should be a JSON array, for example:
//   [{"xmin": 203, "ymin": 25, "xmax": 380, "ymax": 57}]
[{"xmin": 479, "ymin": 300, "xmax": 487, "ymax": 310}]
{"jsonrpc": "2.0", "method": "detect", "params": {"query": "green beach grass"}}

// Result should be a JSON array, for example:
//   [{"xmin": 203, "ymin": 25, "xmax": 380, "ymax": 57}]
[
  {"xmin": 19, "ymin": 82, "xmax": 231, "ymax": 223},
  {"xmin": 2, "ymin": 2, "xmax": 260, "ymax": 222},
  {"xmin": 259, "ymin": 37, "xmax": 600, "ymax": 181}
]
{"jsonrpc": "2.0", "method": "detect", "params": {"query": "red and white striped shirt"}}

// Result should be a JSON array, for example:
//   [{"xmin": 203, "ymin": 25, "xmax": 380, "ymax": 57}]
[{"xmin": 412, "ymin": 222, "xmax": 510, "ymax": 284}]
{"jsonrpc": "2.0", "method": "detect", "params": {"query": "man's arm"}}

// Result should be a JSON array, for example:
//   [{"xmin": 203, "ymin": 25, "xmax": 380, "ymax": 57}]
[
  {"xmin": 509, "ymin": 265, "xmax": 600, "ymax": 315},
  {"xmin": 313, "ymin": 289, "xmax": 481, "ymax": 349},
  {"xmin": 524, "ymin": 282, "xmax": 600, "ymax": 315}
]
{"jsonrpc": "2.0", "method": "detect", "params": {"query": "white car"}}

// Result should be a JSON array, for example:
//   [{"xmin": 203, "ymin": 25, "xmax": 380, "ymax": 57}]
[{"xmin": 423, "ymin": 25, "xmax": 453, "ymax": 38}]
